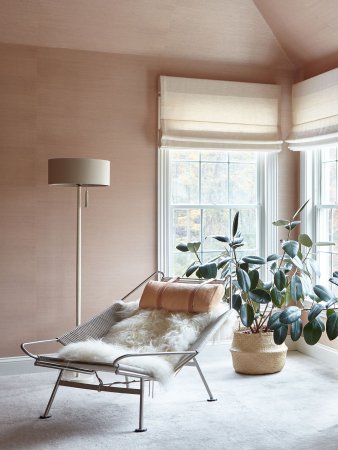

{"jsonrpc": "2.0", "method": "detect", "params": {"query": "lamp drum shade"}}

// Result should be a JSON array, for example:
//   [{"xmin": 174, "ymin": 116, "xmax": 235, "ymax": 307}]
[{"xmin": 48, "ymin": 158, "xmax": 110, "ymax": 186}]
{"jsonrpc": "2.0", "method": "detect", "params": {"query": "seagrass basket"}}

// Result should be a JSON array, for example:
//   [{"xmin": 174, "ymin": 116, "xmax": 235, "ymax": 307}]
[{"xmin": 230, "ymin": 330, "xmax": 287, "ymax": 375}]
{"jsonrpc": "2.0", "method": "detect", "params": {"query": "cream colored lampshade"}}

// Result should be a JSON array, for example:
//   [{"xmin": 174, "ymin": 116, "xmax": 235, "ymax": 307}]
[{"xmin": 48, "ymin": 158, "xmax": 110, "ymax": 186}]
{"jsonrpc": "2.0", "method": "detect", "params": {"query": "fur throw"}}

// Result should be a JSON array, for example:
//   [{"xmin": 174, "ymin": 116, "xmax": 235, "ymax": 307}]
[{"xmin": 58, "ymin": 301, "xmax": 236, "ymax": 384}]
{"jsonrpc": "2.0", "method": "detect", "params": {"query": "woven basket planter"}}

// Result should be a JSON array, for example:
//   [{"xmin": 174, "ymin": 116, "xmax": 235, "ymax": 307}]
[{"xmin": 230, "ymin": 330, "xmax": 287, "ymax": 375}]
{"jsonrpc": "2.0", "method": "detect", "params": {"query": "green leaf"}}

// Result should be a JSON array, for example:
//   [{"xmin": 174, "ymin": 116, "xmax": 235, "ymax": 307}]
[
  {"xmin": 248, "ymin": 270, "xmax": 259, "ymax": 290},
  {"xmin": 176, "ymin": 243, "xmax": 189, "ymax": 252},
  {"xmin": 313, "ymin": 285, "xmax": 334, "ymax": 302},
  {"xmin": 242, "ymin": 256, "xmax": 266, "ymax": 265},
  {"xmin": 274, "ymin": 270, "xmax": 286, "ymax": 291},
  {"xmin": 236, "ymin": 267, "xmax": 251, "ymax": 292},
  {"xmin": 185, "ymin": 262, "xmax": 200, "ymax": 277},
  {"xmin": 285, "ymin": 220, "xmax": 301, "ymax": 231},
  {"xmin": 212, "ymin": 235, "xmax": 230, "ymax": 243},
  {"xmin": 198, "ymin": 262, "xmax": 217, "ymax": 279},
  {"xmin": 329, "ymin": 277, "xmax": 338, "ymax": 287},
  {"xmin": 291, "ymin": 319, "xmax": 303, "ymax": 341},
  {"xmin": 271, "ymin": 287, "xmax": 283, "ymax": 307},
  {"xmin": 268, "ymin": 311, "xmax": 282, "ymax": 330},
  {"xmin": 273, "ymin": 325, "xmax": 288, "ymax": 345},
  {"xmin": 248, "ymin": 289, "xmax": 271, "ymax": 304},
  {"xmin": 240, "ymin": 303, "xmax": 254, "ymax": 327},
  {"xmin": 308, "ymin": 303, "xmax": 325, "ymax": 321},
  {"xmin": 304, "ymin": 319, "xmax": 323, "ymax": 345},
  {"xmin": 290, "ymin": 275, "xmax": 303, "ymax": 301},
  {"xmin": 326, "ymin": 312, "xmax": 338, "ymax": 340},
  {"xmin": 279, "ymin": 306, "xmax": 301, "ymax": 324},
  {"xmin": 232, "ymin": 294, "xmax": 242, "ymax": 312},
  {"xmin": 314, "ymin": 241, "xmax": 335, "ymax": 246},
  {"xmin": 298, "ymin": 234, "xmax": 313, "ymax": 247},
  {"xmin": 272, "ymin": 219, "xmax": 290, "ymax": 226},
  {"xmin": 187, "ymin": 242, "xmax": 201, "ymax": 253},
  {"xmin": 293, "ymin": 199, "xmax": 310, "ymax": 219},
  {"xmin": 291, "ymin": 255, "xmax": 303, "ymax": 271},
  {"xmin": 282, "ymin": 240, "xmax": 299, "ymax": 258},
  {"xmin": 217, "ymin": 256, "xmax": 232, "ymax": 269},
  {"xmin": 267, "ymin": 254, "xmax": 280, "ymax": 262},
  {"xmin": 308, "ymin": 258, "xmax": 321, "ymax": 277},
  {"xmin": 232, "ymin": 212, "xmax": 239, "ymax": 238}
]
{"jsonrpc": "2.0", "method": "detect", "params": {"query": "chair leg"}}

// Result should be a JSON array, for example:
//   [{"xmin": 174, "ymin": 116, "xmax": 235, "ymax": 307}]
[
  {"xmin": 193, "ymin": 358, "xmax": 217, "ymax": 402},
  {"xmin": 134, "ymin": 378, "xmax": 147, "ymax": 432},
  {"xmin": 40, "ymin": 370, "xmax": 64, "ymax": 419}
]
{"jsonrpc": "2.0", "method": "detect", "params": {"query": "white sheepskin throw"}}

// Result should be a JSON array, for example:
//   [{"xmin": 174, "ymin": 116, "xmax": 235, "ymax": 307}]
[{"xmin": 58, "ymin": 301, "xmax": 237, "ymax": 385}]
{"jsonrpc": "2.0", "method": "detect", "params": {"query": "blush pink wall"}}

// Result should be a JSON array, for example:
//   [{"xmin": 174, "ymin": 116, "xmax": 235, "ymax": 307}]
[{"xmin": 0, "ymin": 43, "xmax": 298, "ymax": 357}]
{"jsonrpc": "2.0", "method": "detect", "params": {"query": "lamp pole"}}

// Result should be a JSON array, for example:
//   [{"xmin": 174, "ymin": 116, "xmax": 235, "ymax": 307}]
[{"xmin": 76, "ymin": 185, "xmax": 82, "ymax": 327}]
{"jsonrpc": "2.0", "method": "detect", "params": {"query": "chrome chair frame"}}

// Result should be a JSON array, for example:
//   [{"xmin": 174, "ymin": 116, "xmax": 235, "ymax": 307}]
[{"xmin": 21, "ymin": 271, "xmax": 230, "ymax": 432}]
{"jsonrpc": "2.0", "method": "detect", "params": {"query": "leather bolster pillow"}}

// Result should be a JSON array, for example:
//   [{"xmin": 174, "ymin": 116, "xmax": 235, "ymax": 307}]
[{"xmin": 139, "ymin": 280, "xmax": 225, "ymax": 313}]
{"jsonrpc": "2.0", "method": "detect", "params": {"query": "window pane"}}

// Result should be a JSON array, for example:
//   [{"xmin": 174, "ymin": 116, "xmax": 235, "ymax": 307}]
[
  {"xmin": 202, "ymin": 209, "xmax": 230, "ymax": 251},
  {"xmin": 322, "ymin": 147, "xmax": 337, "ymax": 162},
  {"xmin": 170, "ymin": 149, "xmax": 199, "ymax": 161},
  {"xmin": 173, "ymin": 209, "xmax": 201, "ymax": 247},
  {"xmin": 200, "ymin": 150, "xmax": 228, "ymax": 162},
  {"xmin": 237, "ymin": 208, "xmax": 258, "ymax": 251},
  {"xmin": 229, "ymin": 163, "xmax": 257, "ymax": 204},
  {"xmin": 171, "ymin": 161, "xmax": 199, "ymax": 204},
  {"xmin": 201, "ymin": 162, "xmax": 228, "ymax": 204},
  {"xmin": 321, "ymin": 161, "xmax": 337, "ymax": 204},
  {"xmin": 229, "ymin": 151, "xmax": 256, "ymax": 163}
]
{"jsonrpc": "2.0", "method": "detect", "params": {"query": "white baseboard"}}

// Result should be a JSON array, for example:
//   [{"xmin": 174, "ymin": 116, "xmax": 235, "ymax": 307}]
[
  {"xmin": 0, "ymin": 356, "xmax": 50, "ymax": 376},
  {"xmin": 294, "ymin": 338, "xmax": 338, "ymax": 367}
]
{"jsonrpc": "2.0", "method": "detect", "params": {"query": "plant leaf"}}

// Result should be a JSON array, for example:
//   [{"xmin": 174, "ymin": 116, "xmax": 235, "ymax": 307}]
[
  {"xmin": 291, "ymin": 255, "xmax": 303, "ymax": 271},
  {"xmin": 326, "ymin": 312, "xmax": 338, "ymax": 340},
  {"xmin": 274, "ymin": 270, "xmax": 286, "ymax": 291},
  {"xmin": 308, "ymin": 258, "xmax": 321, "ymax": 277},
  {"xmin": 236, "ymin": 267, "xmax": 251, "ymax": 292},
  {"xmin": 198, "ymin": 262, "xmax": 217, "ymax": 279},
  {"xmin": 185, "ymin": 262, "xmax": 200, "ymax": 277},
  {"xmin": 282, "ymin": 240, "xmax": 299, "ymax": 259},
  {"xmin": 248, "ymin": 289, "xmax": 271, "ymax": 304},
  {"xmin": 298, "ymin": 234, "xmax": 313, "ymax": 247},
  {"xmin": 293, "ymin": 199, "xmax": 310, "ymax": 219},
  {"xmin": 232, "ymin": 211, "xmax": 239, "ymax": 238},
  {"xmin": 211, "ymin": 235, "xmax": 230, "ymax": 243},
  {"xmin": 304, "ymin": 319, "xmax": 323, "ymax": 345},
  {"xmin": 290, "ymin": 274, "xmax": 303, "ymax": 301},
  {"xmin": 285, "ymin": 220, "xmax": 301, "ymax": 231},
  {"xmin": 313, "ymin": 285, "xmax": 334, "ymax": 302},
  {"xmin": 279, "ymin": 306, "xmax": 301, "ymax": 324},
  {"xmin": 217, "ymin": 256, "xmax": 232, "ymax": 269},
  {"xmin": 273, "ymin": 325, "xmax": 288, "ymax": 345},
  {"xmin": 271, "ymin": 287, "xmax": 284, "ymax": 308},
  {"xmin": 329, "ymin": 277, "xmax": 338, "ymax": 287},
  {"xmin": 291, "ymin": 319, "xmax": 303, "ymax": 341},
  {"xmin": 268, "ymin": 311, "xmax": 282, "ymax": 330},
  {"xmin": 248, "ymin": 270, "xmax": 259, "ymax": 290},
  {"xmin": 242, "ymin": 256, "xmax": 266, "ymax": 265},
  {"xmin": 272, "ymin": 219, "xmax": 290, "ymax": 226},
  {"xmin": 176, "ymin": 243, "xmax": 189, "ymax": 252},
  {"xmin": 240, "ymin": 303, "xmax": 254, "ymax": 327},
  {"xmin": 308, "ymin": 303, "xmax": 325, "ymax": 322},
  {"xmin": 187, "ymin": 242, "xmax": 201, "ymax": 253},
  {"xmin": 267, "ymin": 254, "xmax": 280, "ymax": 262},
  {"xmin": 232, "ymin": 294, "xmax": 242, "ymax": 312}
]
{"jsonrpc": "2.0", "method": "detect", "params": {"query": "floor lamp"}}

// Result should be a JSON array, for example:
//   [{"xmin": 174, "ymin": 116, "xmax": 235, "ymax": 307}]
[{"xmin": 48, "ymin": 158, "xmax": 110, "ymax": 327}]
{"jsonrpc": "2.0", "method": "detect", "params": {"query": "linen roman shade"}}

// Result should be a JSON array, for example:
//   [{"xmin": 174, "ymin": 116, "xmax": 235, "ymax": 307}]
[
  {"xmin": 287, "ymin": 68, "xmax": 338, "ymax": 151},
  {"xmin": 159, "ymin": 76, "xmax": 282, "ymax": 152}
]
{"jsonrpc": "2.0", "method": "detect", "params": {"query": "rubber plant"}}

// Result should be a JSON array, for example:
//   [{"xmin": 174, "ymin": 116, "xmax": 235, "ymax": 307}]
[{"xmin": 176, "ymin": 200, "xmax": 338, "ymax": 345}]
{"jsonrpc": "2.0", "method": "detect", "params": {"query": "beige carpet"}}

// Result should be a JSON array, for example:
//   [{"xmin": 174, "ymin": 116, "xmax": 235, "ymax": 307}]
[{"xmin": 1, "ymin": 347, "xmax": 338, "ymax": 450}]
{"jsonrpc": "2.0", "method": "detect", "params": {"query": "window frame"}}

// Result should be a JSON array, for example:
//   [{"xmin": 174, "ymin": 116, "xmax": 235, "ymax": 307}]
[
  {"xmin": 301, "ymin": 148, "xmax": 338, "ymax": 285},
  {"xmin": 158, "ymin": 148, "xmax": 278, "ymax": 277}
]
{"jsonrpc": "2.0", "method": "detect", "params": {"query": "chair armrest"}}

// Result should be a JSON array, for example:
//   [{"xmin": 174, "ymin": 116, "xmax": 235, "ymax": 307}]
[
  {"xmin": 112, "ymin": 350, "xmax": 197, "ymax": 367},
  {"xmin": 21, "ymin": 338, "xmax": 59, "ymax": 360}
]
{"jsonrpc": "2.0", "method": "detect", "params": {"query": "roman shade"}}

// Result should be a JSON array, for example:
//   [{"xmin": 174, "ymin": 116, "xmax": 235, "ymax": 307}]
[
  {"xmin": 287, "ymin": 68, "xmax": 338, "ymax": 151},
  {"xmin": 159, "ymin": 76, "xmax": 282, "ymax": 152}
]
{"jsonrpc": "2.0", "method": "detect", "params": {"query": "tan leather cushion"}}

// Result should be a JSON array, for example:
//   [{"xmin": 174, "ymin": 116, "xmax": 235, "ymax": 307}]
[{"xmin": 139, "ymin": 280, "xmax": 225, "ymax": 313}]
